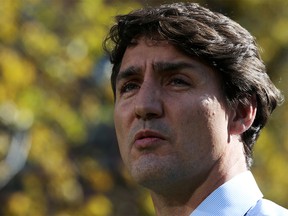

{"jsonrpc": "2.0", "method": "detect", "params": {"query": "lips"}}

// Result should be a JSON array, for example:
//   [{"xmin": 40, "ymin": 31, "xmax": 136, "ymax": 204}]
[{"xmin": 133, "ymin": 130, "xmax": 166, "ymax": 149}]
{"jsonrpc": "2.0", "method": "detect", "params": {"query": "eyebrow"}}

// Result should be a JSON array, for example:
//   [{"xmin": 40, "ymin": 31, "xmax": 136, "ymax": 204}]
[
  {"xmin": 116, "ymin": 66, "xmax": 141, "ymax": 83},
  {"xmin": 116, "ymin": 61, "xmax": 198, "ymax": 83}
]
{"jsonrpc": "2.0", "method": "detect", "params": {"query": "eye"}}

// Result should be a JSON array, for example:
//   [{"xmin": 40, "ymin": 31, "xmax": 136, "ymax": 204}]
[
  {"xmin": 168, "ymin": 77, "xmax": 190, "ymax": 87},
  {"xmin": 120, "ymin": 82, "xmax": 140, "ymax": 94}
]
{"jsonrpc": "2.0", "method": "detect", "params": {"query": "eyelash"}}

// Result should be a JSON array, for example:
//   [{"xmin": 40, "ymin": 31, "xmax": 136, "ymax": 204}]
[
  {"xmin": 120, "ymin": 82, "xmax": 139, "ymax": 94},
  {"xmin": 118, "ymin": 76, "xmax": 191, "ymax": 95},
  {"xmin": 168, "ymin": 77, "xmax": 190, "ymax": 86}
]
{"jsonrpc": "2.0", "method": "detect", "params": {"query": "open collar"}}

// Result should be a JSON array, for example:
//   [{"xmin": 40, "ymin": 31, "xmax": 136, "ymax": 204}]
[{"xmin": 190, "ymin": 171, "xmax": 263, "ymax": 216}]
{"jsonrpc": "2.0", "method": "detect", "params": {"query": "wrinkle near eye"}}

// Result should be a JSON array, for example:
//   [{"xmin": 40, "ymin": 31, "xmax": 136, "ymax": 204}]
[{"xmin": 121, "ymin": 82, "xmax": 140, "ymax": 94}]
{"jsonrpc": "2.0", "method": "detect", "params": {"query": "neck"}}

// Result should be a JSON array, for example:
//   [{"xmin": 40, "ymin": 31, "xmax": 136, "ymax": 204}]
[{"xmin": 150, "ymin": 141, "xmax": 247, "ymax": 216}]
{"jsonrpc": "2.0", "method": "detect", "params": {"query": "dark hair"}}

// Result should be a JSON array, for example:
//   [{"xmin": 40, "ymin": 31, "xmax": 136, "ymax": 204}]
[{"xmin": 103, "ymin": 2, "xmax": 284, "ymax": 168}]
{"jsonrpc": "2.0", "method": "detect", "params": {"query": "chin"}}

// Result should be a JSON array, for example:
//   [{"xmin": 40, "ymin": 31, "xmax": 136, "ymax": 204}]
[{"xmin": 129, "ymin": 154, "xmax": 183, "ymax": 190}]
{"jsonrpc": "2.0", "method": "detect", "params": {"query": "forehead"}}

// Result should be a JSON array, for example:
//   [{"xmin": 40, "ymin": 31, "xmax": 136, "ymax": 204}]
[
  {"xmin": 118, "ymin": 37, "xmax": 219, "ymax": 79},
  {"xmin": 120, "ymin": 37, "xmax": 201, "ymax": 71},
  {"xmin": 124, "ymin": 38, "xmax": 180, "ymax": 59}
]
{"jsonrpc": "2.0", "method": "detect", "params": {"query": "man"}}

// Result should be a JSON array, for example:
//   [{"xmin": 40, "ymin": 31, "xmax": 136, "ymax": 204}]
[{"xmin": 104, "ymin": 2, "xmax": 288, "ymax": 216}]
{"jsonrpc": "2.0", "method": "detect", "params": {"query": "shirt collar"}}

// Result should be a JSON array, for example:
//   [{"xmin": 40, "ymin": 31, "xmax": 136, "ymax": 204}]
[{"xmin": 190, "ymin": 171, "xmax": 263, "ymax": 216}]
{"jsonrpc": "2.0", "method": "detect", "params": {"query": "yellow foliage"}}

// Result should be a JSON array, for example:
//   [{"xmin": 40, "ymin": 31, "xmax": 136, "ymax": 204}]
[
  {"xmin": 44, "ymin": 56, "xmax": 75, "ymax": 82},
  {"xmin": 79, "ymin": 0, "xmax": 107, "ymax": 21},
  {"xmin": 84, "ymin": 195, "xmax": 112, "ymax": 216},
  {"xmin": 21, "ymin": 22, "xmax": 60, "ymax": 57},
  {"xmin": 79, "ymin": 158, "xmax": 114, "ymax": 192},
  {"xmin": 0, "ymin": 48, "xmax": 36, "ymax": 88},
  {"xmin": 90, "ymin": 169, "xmax": 114, "ymax": 192},
  {"xmin": 44, "ymin": 98, "xmax": 87, "ymax": 143},
  {"xmin": 78, "ymin": 27, "xmax": 107, "ymax": 57},
  {"xmin": 66, "ymin": 38, "xmax": 88, "ymax": 62},
  {"xmin": 30, "ymin": 124, "xmax": 55, "ymax": 158},
  {"xmin": 272, "ymin": 19, "xmax": 288, "ymax": 45},
  {"xmin": 141, "ymin": 190, "xmax": 156, "ymax": 216},
  {"xmin": 80, "ymin": 94, "xmax": 100, "ymax": 123},
  {"xmin": 30, "ymin": 124, "xmax": 69, "ymax": 174},
  {"xmin": 49, "ymin": 177, "xmax": 83, "ymax": 204},
  {"xmin": 258, "ymin": 37, "xmax": 279, "ymax": 63},
  {"xmin": 30, "ymin": 125, "xmax": 70, "ymax": 169},
  {"xmin": 60, "ymin": 178, "xmax": 83, "ymax": 203},
  {"xmin": 7, "ymin": 193, "xmax": 31, "ymax": 216},
  {"xmin": 5, "ymin": 191, "xmax": 46, "ymax": 216},
  {"xmin": 0, "ymin": 132, "xmax": 10, "ymax": 160},
  {"xmin": 67, "ymin": 56, "xmax": 93, "ymax": 77},
  {"xmin": 253, "ymin": 128, "xmax": 288, "ymax": 207},
  {"xmin": 30, "ymin": 124, "xmax": 84, "ymax": 204},
  {"xmin": 0, "ymin": 101, "xmax": 33, "ymax": 130},
  {"xmin": 0, "ymin": 84, "xmax": 7, "ymax": 102},
  {"xmin": 0, "ymin": 0, "xmax": 20, "ymax": 43}
]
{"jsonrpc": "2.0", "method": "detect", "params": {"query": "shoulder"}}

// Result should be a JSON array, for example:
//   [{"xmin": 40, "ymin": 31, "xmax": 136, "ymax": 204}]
[{"xmin": 247, "ymin": 199, "xmax": 288, "ymax": 216}]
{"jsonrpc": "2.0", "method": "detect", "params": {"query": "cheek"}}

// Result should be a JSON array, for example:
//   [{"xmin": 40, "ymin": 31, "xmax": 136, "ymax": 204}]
[
  {"xmin": 179, "ymin": 98, "xmax": 215, "ymax": 131},
  {"xmin": 114, "ymin": 112, "xmax": 130, "ymax": 167},
  {"xmin": 179, "ymin": 97, "xmax": 227, "ymax": 149},
  {"xmin": 114, "ymin": 109, "xmax": 122, "ymax": 138},
  {"xmin": 114, "ymin": 101, "xmax": 130, "ymax": 136},
  {"xmin": 114, "ymin": 106, "xmax": 128, "ymax": 150},
  {"xmin": 198, "ymin": 98, "xmax": 229, "ymax": 150},
  {"xmin": 113, "ymin": 102, "xmax": 135, "ymax": 158}
]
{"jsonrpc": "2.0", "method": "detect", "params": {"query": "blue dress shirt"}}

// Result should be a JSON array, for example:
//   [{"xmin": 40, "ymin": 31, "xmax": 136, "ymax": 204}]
[{"xmin": 190, "ymin": 171, "xmax": 288, "ymax": 216}]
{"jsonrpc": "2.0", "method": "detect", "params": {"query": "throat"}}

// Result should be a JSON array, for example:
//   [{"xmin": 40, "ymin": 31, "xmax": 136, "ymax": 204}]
[
  {"xmin": 149, "ymin": 171, "xmax": 212, "ymax": 216},
  {"xmin": 149, "ymin": 156, "xmax": 247, "ymax": 216}
]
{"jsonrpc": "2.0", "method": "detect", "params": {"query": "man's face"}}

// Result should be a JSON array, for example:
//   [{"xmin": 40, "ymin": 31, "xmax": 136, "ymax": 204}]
[{"xmin": 113, "ymin": 37, "xmax": 233, "ymax": 189}]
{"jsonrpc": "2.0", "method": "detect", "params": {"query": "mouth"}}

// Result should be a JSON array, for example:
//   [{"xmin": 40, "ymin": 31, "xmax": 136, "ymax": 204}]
[{"xmin": 133, "ymin": 130, "xmax": 166, "ymax": 149}]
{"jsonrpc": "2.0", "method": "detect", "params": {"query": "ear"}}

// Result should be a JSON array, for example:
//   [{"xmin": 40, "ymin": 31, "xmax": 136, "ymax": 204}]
[{"xmin": 229, "ymin": 95, "xmax": 257, "ymax": 135}]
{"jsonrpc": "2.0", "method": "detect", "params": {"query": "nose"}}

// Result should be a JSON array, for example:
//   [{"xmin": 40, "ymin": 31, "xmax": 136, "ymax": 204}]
[{"xmin": 134, "ymin": 81, "xmax": 163, "ymax": 120}]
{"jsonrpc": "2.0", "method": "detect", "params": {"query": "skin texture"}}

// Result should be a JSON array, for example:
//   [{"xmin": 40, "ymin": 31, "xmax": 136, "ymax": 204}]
[{"xmin": 114, "ymin": 37, "xmax": 256, "ymax": 216}]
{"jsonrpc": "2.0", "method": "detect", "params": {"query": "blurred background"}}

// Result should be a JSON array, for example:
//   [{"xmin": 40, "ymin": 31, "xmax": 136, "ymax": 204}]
[{"xmin": 0, "ymin": 0, "xmax": 287, "ymax": 215}]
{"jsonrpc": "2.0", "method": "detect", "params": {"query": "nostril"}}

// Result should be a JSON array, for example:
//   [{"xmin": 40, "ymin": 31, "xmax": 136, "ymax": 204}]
[
  {"xmin": 144, "ymin": 113, "xmax": 160, "ymax": 120},
  {"xmin": 134, "ymin": 99, "xmax": 163, "ymax": 120}
]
